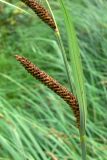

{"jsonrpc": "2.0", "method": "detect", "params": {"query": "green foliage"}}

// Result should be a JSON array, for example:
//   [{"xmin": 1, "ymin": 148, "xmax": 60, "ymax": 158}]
[{"xmin": 0, "ymin": 0, "xmax": 107, "ymax": 159}]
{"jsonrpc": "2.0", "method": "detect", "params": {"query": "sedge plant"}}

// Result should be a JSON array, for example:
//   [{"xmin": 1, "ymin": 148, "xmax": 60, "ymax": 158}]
[
  {"xmin": 1, "ymin": 0, "xmax": 107, "ymax": 159},
  {"xmin": 16, "ymin": 0, "xmax": 87, "ymax": 159},
  {"xmin": 0, "ymin": 0, "xmax": 88, "ymax": 159}
]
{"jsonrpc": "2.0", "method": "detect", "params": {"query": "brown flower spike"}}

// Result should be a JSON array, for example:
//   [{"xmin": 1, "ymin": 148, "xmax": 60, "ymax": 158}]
[
  {"xmin": 21, "ymin": 0, "xmax": 57, "ymax": 31},
  {"xmin": 16, "ymin": 55, "xmax": 80, "ymax": 128}
]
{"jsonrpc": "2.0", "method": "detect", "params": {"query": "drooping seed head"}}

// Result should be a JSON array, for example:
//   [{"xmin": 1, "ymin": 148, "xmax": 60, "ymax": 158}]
[
  {"xmin": 16, "ymin": 55, "xmax": 80, "ymax": 128},
  {"xmin": 21, "ymin": 0, "xmax": 57, "ymax": 31}
]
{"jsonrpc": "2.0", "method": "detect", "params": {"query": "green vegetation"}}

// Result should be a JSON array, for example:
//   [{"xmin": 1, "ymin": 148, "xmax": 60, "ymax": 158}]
[{"xmin": 0, "ymin": 0, "xmax": 107, "ymax": 159}]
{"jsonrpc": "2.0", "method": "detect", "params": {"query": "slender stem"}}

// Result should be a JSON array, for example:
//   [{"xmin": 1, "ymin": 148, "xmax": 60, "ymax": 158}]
[
  {"xmin": 45, "ymin": 0, "xmax": 73, "ymax": 91},
  {"xmin": 80, "ymin": 133, "xmax": 86, "ymax": 160},
  {"xmin": 55, "ymin": 32, "xmax": 73, "ymax": 91}
]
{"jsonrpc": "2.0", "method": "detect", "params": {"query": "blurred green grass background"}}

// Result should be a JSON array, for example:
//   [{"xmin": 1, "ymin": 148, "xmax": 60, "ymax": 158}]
[{"xmin": 0, "ymin": 0, "xmax": 107, "ymax": 159}]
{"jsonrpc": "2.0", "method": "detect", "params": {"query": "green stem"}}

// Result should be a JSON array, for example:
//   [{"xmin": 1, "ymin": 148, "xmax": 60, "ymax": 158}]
[
  {"xmin": 55, "ymin": 32, "xmax": 73, "ymax": 91},
  {"xmin": 45, "ymin": 0, "xmax": 73, "ymax": 91},
  {"xmin": 80, "ymin": 133, "xmax": 86, "ymax": 160}
]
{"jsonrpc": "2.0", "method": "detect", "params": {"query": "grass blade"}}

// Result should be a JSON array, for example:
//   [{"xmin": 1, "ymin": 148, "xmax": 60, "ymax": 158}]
[{"xmin": 58, "ymin": 0, "xmax": 87, "ymax": 159}]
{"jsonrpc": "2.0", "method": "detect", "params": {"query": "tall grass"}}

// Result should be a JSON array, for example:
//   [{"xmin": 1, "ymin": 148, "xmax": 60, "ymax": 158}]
[
  {"xmin": 57, "ymin": 1, "xmax": 87, "ymax": 159},
  {"xmin": 0, "ymin": 0, "xmax": 107, "ymax": 159}
]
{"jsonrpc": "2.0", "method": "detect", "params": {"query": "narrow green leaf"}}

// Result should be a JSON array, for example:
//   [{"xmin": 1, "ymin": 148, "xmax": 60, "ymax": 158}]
[{"xmin": 58, "ymin": 0, "xmax": 87, "ymax": 159}]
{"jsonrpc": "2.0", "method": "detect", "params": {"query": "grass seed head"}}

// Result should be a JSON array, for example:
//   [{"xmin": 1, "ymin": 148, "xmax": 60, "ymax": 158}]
[
  {"xmin": 16, "ymin": 55, "xmax": 80, "ymax": 128},
  {"xmin": 21, "ymin": 0, "xmax": 57, "ymax": 31}
]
